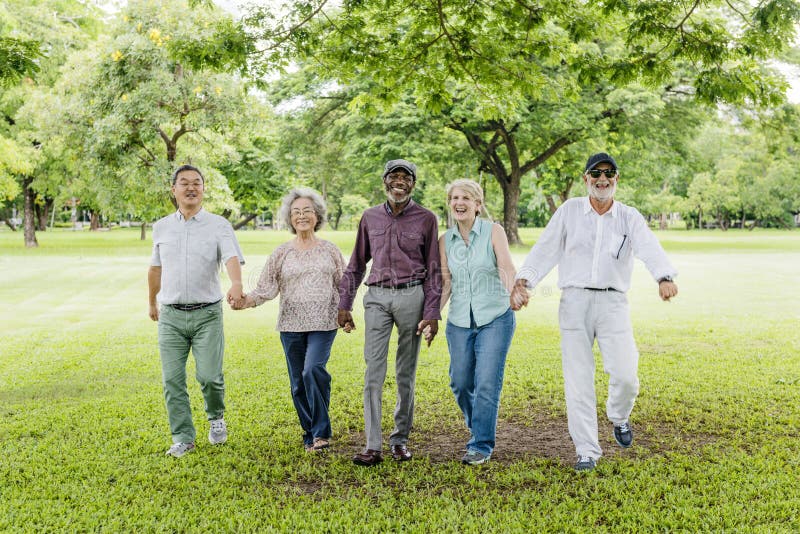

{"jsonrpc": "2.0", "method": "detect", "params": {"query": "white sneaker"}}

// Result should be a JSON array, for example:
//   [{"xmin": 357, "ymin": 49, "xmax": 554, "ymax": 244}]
[
  {"xmin": 209, "ymin": 418, "xmax": 227, "ymax": 445},
  {"xmin": 166, "ymin": 442, "xmax": 195, "ymax": 458}
]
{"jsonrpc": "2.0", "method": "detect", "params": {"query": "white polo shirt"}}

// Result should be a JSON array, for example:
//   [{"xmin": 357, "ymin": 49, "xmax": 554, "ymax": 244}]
[
  {"xmin": 516, "ymin": 197, "xmax": 676, "ymax": 292},
  {"xmin": 151, "ymin": 209, "xmax": 245, "ymax": 305}
]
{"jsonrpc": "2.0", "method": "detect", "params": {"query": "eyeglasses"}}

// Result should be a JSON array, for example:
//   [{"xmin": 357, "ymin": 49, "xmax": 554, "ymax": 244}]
[
  {"xmin": 586, "ymin": 169, "xmax": 617, "ymax": 178},
  {"xmin": 290, "ymin": 208, "xmax": 315, "ymax": 217}
]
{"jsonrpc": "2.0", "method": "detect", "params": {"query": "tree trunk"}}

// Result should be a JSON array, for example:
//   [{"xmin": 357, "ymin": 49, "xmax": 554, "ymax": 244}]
[
  {"xmin": 659, "ymin": 213, "xmax": 667, "ymax": 230},
  {"xmin": 140, "ymin": 221, "xmax": 147, "ymax": 240},
  {"xmin": 233, "ymin": 213, "xmax": 257, "ymax": 230},
  {"xmin": 23, "ymin": 177, "xmax": 38, "ymax": 248},
  {"xmin": 90, "ymin": 212, "xmax": 100, "ymax": 231},
  {"xmin": 500, "ymin": 174, "xmax": 522, "ymax": 245},
  {"xmin": 35, "ymin": 197, "xmax": 53, "ymax": 231},
  {"xmin": 4, "ymin": 218, "xmax": 17, "ymax": 231},
  {"xmin": 545, "ymin": 194, "xmax": 558, "ymax": 215}
]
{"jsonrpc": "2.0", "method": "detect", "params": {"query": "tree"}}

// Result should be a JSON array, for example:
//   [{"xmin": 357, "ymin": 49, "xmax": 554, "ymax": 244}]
[
  {"xmin": 46, "ymin": 0, "xmax": 254, "ymax": 239},
  {"xmin": 244, "ymin": 0, "xmax": 800, "ymax": 242},
  {"xmin": 1, "ymin": 0, "xmax": 103, "ymax": 246}
]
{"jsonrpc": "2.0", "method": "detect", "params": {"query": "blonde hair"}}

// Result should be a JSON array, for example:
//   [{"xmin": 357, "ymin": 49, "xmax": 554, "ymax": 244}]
[{"xmin": 446, "ymin": 179, "xmax": 484, "ymax": 216}]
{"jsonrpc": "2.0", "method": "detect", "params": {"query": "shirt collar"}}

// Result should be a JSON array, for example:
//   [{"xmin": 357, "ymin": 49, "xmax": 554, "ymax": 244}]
[
  {"xmin": 175, "ymin": 208, "xmax": 205, "ymax": 221},
  {"xmin": 449, "ymin": 217, "xmax": 482, "ymax": 240},
  {"xmin": 583, "ymin": 197, "xmax": 617, "ymax": 217},
  {"xmin": 384, "ymin": 199, "xmax": 416, "ymax": 216}
]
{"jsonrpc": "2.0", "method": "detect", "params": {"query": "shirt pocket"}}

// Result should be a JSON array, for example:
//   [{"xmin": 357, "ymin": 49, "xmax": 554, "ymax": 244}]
[
  {"xmin": 608, "ymin": 232, "xmax": 629, "ymax": 260},
  {"xmin": 368, "ymin": 228, "xmax": 387, "ymax": 254},
  {"xmin": 157, "ymin": 239, "xmax": 180, "ymax": 264},
  {"xmin": 399, "ymin": 231, "xmax": 423, "ymax": 256},
  {"xmin": 197, "ymin": 239, "xmax": 219, "ymax": 263}
]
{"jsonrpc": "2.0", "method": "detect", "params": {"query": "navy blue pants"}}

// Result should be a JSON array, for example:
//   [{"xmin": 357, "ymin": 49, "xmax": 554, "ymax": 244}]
[{"xmin": 279, "ymin": 329, "xmax": 337, "ymax": 445}]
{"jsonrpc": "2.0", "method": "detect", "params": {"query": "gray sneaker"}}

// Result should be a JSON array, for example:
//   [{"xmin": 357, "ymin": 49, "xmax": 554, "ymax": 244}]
[
  {"xmin": 166, "ymin": 442, "xmax": 195, "ymax": 458},
  {"xmin": 574, "ymin": 455, "xmax": 596, "ymax": 471},
  {"xmin": 209, "ymin": 418, "xmax": 227, "ymax": 445},
  {"xmin": 461, "ymin": 450, "xmax": 491, "ymax": 465}
]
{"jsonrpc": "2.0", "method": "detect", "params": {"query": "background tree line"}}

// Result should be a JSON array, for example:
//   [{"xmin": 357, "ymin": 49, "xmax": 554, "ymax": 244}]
[{"xmin": 2, "ymin": 0, "xmax": 800, "ymax": 247}]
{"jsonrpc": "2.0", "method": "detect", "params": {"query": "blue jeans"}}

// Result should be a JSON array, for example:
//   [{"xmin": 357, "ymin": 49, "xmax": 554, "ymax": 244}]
[
  {"xmin": 446, "ymin": 308, "xmax": 516, "ymax": 456},
  {"xmin": 279, "ymin": 330, "xmax": 337, "ymax": 446}
]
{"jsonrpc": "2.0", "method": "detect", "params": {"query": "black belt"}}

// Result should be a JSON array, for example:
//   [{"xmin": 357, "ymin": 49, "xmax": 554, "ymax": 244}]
[
  {"xmin": 167, "ymin": 300, "xmax": 221, "ymax": 311},
  {"xmin": 370, "ymin": 279, "xmax": 424, "ymax": 290},
  {"xmin": 584, "ymin": 287, "xmax": 619, "ymax": 292}
]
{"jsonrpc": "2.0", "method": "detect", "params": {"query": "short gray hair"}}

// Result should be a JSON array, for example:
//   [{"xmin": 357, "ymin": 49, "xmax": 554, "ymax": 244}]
[{"xmin": 279, "ymin": 187, "xmax": 327, "ymax": 234}]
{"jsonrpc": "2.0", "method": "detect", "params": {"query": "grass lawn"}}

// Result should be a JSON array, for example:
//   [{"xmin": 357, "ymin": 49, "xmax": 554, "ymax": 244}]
[{"xmin": 1, "ymin": 227, "xmax": 798, "ymax": 531}]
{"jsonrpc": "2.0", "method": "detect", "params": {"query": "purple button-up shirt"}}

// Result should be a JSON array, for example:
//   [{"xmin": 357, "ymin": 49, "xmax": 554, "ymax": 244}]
[{"xmin": 339, "ymin": 200, "xmax": 442, "ymax": 320}]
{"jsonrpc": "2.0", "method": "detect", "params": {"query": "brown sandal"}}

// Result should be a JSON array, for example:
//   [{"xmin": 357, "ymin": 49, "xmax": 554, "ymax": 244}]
[{"xmin": 311, "ymin": 438, "xmax": 330, "ymax": 451}]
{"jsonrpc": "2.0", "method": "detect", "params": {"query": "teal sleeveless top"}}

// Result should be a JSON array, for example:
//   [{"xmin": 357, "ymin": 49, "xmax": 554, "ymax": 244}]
[{"xmin": 444, "ymin": 218, "xmax": 510, "ymax": 328}]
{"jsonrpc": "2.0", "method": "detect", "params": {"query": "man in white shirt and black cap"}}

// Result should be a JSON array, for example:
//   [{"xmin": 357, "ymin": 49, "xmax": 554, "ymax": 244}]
[{"xmin": 510, "ymin": 152, "xmax": 678, "ymax": 471}]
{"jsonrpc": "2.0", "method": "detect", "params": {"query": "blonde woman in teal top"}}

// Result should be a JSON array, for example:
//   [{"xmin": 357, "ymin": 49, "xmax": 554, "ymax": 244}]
[{"xmin": 438, "ymin": 179, "xmax": 517, "ymax": 465}]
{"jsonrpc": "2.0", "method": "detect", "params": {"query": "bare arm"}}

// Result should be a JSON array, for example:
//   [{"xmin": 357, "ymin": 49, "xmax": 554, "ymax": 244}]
[
  {"xmin": 148, "ymin": 266, "xmax": 161, "ymax": 321},
  {"xmin": 491, "ymin": 223, "xmax": 516, "ymax": 293},
  {"xmin": 224, "ymin": 256, "xmax": 244, "ymax": 307}
]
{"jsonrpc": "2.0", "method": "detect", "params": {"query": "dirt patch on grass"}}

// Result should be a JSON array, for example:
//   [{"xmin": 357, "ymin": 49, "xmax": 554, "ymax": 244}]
[{"xmin": 334, "ymin": 412, "xmax": 720, "ymax": 467}]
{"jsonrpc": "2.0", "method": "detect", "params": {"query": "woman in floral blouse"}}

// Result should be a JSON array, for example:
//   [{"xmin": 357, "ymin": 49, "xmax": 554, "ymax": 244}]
[{"xmin": 237, "ymin": 188, "xmax": 346, "ymax": 452}]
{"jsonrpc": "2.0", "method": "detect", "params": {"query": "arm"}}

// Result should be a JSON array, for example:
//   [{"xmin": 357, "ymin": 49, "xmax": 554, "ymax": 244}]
[
  {"xmin": 148, "ymin": 266, "xmax": 161, "ymax": 321},
  {"xmin": 515, "ymin": 206, "xmax": 565, "ymax": 289},
  {"xmin": 417, "ymin": 215, "xmax": 442, "ymax": 346},
  {"xmin": 244, "ymin": 247, "xmax": 284, "ymax": 309},
  {"xmin": 438, "ymin": 234, "xmax": 451, "ymax": 310},
  {"xmin": 338, "ymin": 215, "xmax": 370, "ymax": 331},
  {"xmin": 629, "ymin": 210, "xmax": 679, "ymax": 301},
  {"xmin": 224, "ymin": 257, "xmax": 244, "ymax": 307},
  {"xmin": 491, "ymin": 223, "xmax": 516, "ymax": 293}
]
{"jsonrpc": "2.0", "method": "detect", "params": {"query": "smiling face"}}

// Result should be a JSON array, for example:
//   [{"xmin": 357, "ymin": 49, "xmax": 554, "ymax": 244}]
[
  {"xmin": 584, "ymin": 162, "xmax": 618, "ymax": 202},
  {"xmin": 171, "ymin": 169, "xmax": 204, "ymax": 212},
  {"xmin": 383, "ymin": 170, "xmax": 415, "ymax": 205},
  {"xmin": 289, "ymin": 196, "xmax": 318, "ymax": 235},
  {"xmin": 448, "ymin": 186, "xmax": 481, "ymax": 224}
]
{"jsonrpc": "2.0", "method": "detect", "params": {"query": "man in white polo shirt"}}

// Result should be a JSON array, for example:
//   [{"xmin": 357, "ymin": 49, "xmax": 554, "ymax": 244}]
[
  {"xmin": 148, "ymin": 164, "xmax": 245, "ymax": 458},
  {"xmin": 510, "ymin": 152, "xmax": 678, "ymax": 471}
]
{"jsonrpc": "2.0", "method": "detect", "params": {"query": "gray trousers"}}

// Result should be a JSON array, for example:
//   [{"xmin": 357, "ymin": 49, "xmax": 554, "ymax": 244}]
[{"xmin": 362, "ymin": 285, "xmax": 424, "ymax": 450}]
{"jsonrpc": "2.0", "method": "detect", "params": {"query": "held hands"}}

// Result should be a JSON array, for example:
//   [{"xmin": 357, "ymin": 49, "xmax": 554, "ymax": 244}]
[
  {"xmin": 226, "ymin": 283, "xmax": 249, "ymax": 309},
  {"xmin": 417, "ymin": 319, "xmax": 438, "ymax": 347},
  {"xmin": 510, "ymin": 279, "xmax": 530, "ymax": 311},
  {"xmin": 338, "ymin": 309, "xmax": 355, "ymax": 333},
  {"xmin": 659, "ymin": 280, "xmax": 678, "ymax": 301}
]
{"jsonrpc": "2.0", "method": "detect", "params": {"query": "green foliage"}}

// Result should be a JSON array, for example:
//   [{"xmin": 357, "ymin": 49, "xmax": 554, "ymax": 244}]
[{"xmin": 0, "ymin": 37, "xmax": 41, "ymax": 85}]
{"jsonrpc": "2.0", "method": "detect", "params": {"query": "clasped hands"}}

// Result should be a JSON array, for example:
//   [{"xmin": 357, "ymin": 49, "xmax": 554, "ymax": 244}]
[{"xmin": 226, "ymin": 285, "xmax": 252, "ymax": 310}]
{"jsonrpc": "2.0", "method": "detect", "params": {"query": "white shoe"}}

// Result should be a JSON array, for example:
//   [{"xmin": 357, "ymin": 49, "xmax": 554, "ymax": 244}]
[
  {"xmin": 166, "ymin": 442, "xmax": 195, "ymax": 458},
  {"xmin": 209, "ymin": 418, "xmax": 227, "ymax": 445}
]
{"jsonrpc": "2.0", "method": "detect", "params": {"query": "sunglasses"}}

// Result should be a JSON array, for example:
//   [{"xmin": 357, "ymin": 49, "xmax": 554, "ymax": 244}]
[{"xmin": 587, "ymin": 168, "xmax": 617, "ymax": 178}]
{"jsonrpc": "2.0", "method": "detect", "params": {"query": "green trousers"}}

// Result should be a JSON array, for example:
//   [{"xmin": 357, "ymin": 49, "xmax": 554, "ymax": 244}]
[{"xmin": 158, "ymin": 302, "xmax": 225, "ymax": 444}]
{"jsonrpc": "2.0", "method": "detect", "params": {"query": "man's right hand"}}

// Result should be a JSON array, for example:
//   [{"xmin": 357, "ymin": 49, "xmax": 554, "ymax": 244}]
[
  {"xmin": 510, "ymin": 279, "xmax": 530, "ymax": 311},
  {"xmin": 149, "ymin": 303, "xmax": 159, "ymax": 322},
  {"xmin": 338, "ymin": 309, "xmax": 355, "ymax": 333}
]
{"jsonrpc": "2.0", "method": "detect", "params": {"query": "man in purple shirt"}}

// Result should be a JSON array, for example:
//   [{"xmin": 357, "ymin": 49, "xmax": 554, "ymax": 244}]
[{"xmin": 339, "ymin": 159, "xmax": 442, "ymax": 466}]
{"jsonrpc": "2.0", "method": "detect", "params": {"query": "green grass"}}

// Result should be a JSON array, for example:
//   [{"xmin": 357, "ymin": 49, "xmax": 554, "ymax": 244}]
[{"xmin": 1, "ymin": 227, "xmax": 799, "ymax": 531}]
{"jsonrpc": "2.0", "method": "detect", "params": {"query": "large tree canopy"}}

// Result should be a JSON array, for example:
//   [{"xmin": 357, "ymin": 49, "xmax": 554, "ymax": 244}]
[{"xmin": 244, "ymin": 0, "xmax": 800, "ymax": 242}]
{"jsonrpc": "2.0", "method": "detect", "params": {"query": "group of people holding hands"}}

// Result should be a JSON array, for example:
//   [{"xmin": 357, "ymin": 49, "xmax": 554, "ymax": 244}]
[{"xmin": 148, "ymin": 153, "xmax": 678, "ymax": 471}]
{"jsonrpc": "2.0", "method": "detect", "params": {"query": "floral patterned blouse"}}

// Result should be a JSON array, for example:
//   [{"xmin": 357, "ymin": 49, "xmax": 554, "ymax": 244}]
[{"xmin": 249, "ymin": 239, "xmax": 345, "ymax": 332}]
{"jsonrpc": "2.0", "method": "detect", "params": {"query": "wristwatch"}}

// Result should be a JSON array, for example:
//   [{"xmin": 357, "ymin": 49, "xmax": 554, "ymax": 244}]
[{"xmin": 658, "ymin": 276, "xmax": 673, "ymax": 283}]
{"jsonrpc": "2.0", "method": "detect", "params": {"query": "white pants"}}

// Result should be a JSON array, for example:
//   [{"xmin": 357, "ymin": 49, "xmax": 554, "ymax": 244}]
[{"xmin": 559, "ymin": 287, "xmax": 640, "ymax": 459}]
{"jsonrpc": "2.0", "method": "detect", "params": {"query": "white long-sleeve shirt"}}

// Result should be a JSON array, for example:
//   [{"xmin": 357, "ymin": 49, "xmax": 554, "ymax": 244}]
[{"xmin": 516, "ymin": 197, "xmax": 676, "ymax": 292}]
